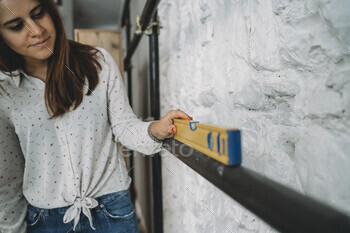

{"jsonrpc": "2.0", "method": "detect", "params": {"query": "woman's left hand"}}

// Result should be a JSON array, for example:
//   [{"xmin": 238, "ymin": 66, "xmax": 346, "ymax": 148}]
[{"xmin": 150, "ymin": 109, "xmax": 193, "ymax": 141}]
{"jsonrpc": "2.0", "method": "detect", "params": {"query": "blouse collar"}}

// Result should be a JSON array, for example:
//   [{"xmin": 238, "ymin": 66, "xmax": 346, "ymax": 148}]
[{"xmin": 0, "ymin": 69, "xmax": 22, "ymax": 87}]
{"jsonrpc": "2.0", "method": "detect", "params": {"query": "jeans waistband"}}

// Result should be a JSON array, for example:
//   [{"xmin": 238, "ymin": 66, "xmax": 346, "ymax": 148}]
[{"xmin": 28, "ymin": 189, "xmax": 130, "ymax": 216}]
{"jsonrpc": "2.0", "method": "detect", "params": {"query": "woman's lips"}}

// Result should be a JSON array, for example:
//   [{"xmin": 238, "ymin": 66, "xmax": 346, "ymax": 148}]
[{"xmin": 31, "ymin": 36, "xmax": 50, "ymax": 47}]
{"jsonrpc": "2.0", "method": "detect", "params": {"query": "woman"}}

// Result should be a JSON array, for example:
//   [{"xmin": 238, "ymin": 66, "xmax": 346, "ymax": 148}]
[{"xmin": 0, "ymin": 0, "xmax": 191, "ymax": 232}]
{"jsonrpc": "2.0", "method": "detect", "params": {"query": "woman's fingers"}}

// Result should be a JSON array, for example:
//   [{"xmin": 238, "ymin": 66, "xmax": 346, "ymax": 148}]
[
  {"xmin": 167, "ymin": 109, "xmax": 192, "ymax": 120},
  {"xmin": 151, "ymin": 110, "xmax": 191, "ymax": 140},
  {"xmin": 164, "ymin": 124, "xmax": 176, "ymax": 139},
  {"xmin": 171, "ymin": 125, "xmax": 176, "ymax": 134}
]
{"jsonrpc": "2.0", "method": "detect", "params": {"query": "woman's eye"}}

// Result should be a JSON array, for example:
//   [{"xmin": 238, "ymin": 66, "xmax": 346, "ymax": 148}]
[
  {"xmin": 10, "ymin": 23, "xmax": 24, "ymax": 31},
  {"xmin": 33, "ymin": 9, "xmax": 44, "ymax": 19}
]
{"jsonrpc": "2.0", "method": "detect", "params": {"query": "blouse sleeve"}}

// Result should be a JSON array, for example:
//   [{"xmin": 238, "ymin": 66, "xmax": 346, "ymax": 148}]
[
  {"xmin": 101, "ymin": 48, "xmax": 163, "ymax": 155},
  {"xmin": 0, "ymin": 102, "xmax": 27, "ymax": 233}
]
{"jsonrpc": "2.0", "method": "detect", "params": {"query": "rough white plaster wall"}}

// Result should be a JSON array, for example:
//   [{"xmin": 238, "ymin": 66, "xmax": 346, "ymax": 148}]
[{"xmin": 158, "ymin": 0, "xmax": 350, "ymax": 232}]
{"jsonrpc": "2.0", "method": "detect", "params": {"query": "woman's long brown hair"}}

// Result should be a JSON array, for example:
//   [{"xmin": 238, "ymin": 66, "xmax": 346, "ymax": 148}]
[{"xmin": 0, "ymin": 0, "xmax": 103, "ymax": 119}]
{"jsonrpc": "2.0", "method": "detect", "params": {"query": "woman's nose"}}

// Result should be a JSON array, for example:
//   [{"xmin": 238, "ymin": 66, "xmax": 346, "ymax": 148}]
[{"xmin": 25, "ymin": 19, "xmax": 44, "ymax": 37}]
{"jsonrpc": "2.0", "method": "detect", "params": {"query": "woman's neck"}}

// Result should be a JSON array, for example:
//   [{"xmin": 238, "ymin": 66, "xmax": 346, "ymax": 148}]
[{"xmin": 24, "ymin": 60, "xmax": 48, "ymax": 83}]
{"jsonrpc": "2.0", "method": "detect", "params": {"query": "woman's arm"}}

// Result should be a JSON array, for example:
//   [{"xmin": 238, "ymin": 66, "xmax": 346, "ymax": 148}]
[
  {"xmin": 0, "ymin": 106, "xmax": 27, "ymax": 233},
  {"xmin": 102, "ymin": 48, "xmax": 191, "ymax": 154}
]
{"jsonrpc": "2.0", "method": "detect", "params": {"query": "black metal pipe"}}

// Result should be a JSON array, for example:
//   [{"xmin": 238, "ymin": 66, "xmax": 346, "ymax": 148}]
[
  {"xmin": 124, "ymin": 0, "xmax": 161, "ymax": 70},
  {"xmin": 149, "ymin": 12, "xmax": 163, "ymax": 233},
  {"xmin": 163, "ymin": 138, "xmax": 350, "ymax": 233},
  {"xmin": 121, "ymin": 0, "xmax": 136, "ymax": 205},
  {"xmin": 121, "ymin": 0, "xmax": 131, "ymax": 27},
  {"xmin": 123, "ymin": 1, "xmax": 133, "ymax": 108}
]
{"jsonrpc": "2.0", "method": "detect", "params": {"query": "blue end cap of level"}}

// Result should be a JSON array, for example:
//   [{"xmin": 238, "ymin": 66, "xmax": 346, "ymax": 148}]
[{"xmin": 227, "ymin": 130, "xmax": 241, "ymax": 166}]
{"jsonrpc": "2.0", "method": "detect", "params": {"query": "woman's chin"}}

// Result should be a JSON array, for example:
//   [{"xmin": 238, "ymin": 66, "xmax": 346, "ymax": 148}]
[{"xmin": 28, "ymin": 46, "xmax": 55, "ymax": 60}]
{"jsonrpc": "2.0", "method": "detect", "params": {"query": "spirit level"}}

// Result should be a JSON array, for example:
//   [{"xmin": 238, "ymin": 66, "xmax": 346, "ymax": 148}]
[{"xmin": 173, "ymin": 119, "xmax": 241, "ymax": 166}]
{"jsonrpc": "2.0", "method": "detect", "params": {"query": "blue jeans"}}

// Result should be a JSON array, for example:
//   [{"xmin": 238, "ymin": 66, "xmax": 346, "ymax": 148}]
[{"xmin": 27, "ymin": 190, "xmax": 140, "ymax": 233}]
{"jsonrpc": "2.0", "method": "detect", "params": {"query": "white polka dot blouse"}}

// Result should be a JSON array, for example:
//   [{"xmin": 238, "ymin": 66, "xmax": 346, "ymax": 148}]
[{"xmin": 0, "ymin": 47, "xmax": 162, "ymax": 232}]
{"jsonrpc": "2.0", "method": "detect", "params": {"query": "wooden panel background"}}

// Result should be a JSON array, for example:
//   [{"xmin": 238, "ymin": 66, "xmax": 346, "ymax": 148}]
[{"xmin": 74, "ymin": 29, "xmax": 124, "ymax": 80}]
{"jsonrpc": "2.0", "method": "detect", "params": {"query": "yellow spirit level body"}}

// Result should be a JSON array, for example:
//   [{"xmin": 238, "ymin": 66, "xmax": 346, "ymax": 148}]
[{"xmin": 173, "ymin": 119, "xmax": 241, "ymax": 166}]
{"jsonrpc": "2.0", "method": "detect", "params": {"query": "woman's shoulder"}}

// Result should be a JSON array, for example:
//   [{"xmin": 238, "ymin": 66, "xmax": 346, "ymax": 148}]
[
  {"xmin": 95, "ymin": 46, "xmax": 122, "ymax": 70},
  {"xmin": 94, "ymin": 46, "xmax": 113, "ymax": 63},
  {"xmin": 93, "ymin": 46, "xmax": 121, "ymax": 76}
]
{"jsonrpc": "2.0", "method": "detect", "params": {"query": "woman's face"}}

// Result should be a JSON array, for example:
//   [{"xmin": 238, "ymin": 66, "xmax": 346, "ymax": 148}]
[{"xmin": 0, "ymin": 0, "xmax": 56, "ymax": 64}]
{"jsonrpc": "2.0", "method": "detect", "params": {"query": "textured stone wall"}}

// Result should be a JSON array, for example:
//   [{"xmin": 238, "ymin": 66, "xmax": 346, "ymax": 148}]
[{"xmin": 158, "ymin": 0, "xmax": 350, "ymax": 232}]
